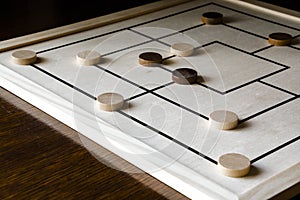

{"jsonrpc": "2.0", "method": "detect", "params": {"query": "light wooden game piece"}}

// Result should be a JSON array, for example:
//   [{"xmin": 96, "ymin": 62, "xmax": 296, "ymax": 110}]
[
  {"xmin": 268, "ymin": 32, "xmax": 293, "ymax": 46},
  {"xmin": 218, "ymin": 153, "xmax": 251, "ymax": 177},
  {"xmin": 138, "ymin": 52, "xmax": 163, "ymax": 66},
  {"xmin": 170, "ymin": 43, "xmax": 194, "ymax": 57},
  {"xmin": 76, "ymin": 50, "xmax": 101, "ymax": 66},
  {"xmin": 11, "ymin": 50, "xmax": 37, "ymax": 65},
  {"xmin": 202, "ymin": 12, "xmax": 223, "ymax": 25},
  {"xmin": 172, "ymin": 68, "xmax": 197, "ymax": 84},
  {"xmin": 209, "ymin": 110, "xmax": 238, "ymax": 130},
  {"xmin": 97, "ymin": 93, "xmax": 124, "ymax": 112}
]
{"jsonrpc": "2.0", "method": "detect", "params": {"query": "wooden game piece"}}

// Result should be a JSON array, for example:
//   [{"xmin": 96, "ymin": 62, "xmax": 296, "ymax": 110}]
[
  {"xmin": 202, "ymin": 12, "xmax": 223, "ymax": 25},
  {"xmin": 217, "ymin": 153, "xmax": 251, "ymax": 177},
  {"xmin": 268, "ymin": 32, "xmax": 293, "ymax": 46},
  {"xmin": 138, "ymin": 52, "xmax": 163, "ymax": 66},
  {"xmin": 170, "ymin": 43, "xmax": 194, "ymax": 57},
  {"xmin": 76, "ymin": 50, "xmax": 101, "ymax": 66},
  {"xmin": 11, "ymin": 50, "xmax": 37, "ymax": 65},
  {"xmin": 172, "ymin": 68, "xmax": 198, "ymax": 84},
  {"xmin": 97, "ymin": 93, "xmax": 124, "ymax": 112},
  {"xmin": 209, "ymin": 110, "xmax": 238, "ymax": 130}
]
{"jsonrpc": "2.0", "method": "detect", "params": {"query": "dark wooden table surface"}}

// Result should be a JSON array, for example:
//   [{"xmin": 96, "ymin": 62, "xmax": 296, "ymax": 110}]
[{"xmin": 0, "ymin": 87, "xmax": 189, "ymax": 199}]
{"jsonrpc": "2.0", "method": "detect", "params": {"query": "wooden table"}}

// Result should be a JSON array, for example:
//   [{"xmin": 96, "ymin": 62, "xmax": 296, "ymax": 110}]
[{"xmin": 0, "ymin": 87, "xmax": 188, "ymax": 199}]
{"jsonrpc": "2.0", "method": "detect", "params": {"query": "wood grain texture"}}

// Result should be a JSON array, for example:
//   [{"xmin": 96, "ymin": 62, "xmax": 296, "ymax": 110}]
[{"xmin": 0, "ymin": 87, "xmax": 188, "ymax": 200}]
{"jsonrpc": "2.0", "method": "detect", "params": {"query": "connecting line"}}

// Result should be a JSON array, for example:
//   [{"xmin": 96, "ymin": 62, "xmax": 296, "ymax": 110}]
[
  {"xmin": 124, "ymin": 82, "xmax": 175, "ymax": 102},
  {"xmin": 222, "ymin": 23, "xmax": 267, "ymax": 40},
  {"xmin": 101, "ymin": 40, "xmax": 153, "ymax": 57},
  {"xmin": 178, "ymin": 23, "xmax": 206, "ymax": 33},
  {"xmin": 251, "ymin": 45, "xmax": 274, "ymax": 54},
  {"xmin": 117, "ymin": 109, "xmax": 217, "ymax": 165},
  {"xmin": 239, "ymin": 96, "xmax": 298, "ymax": 123},
  {"xmin": 288, "ymin": 45, "xmax": 300, "ymax": 51},
  {"xmin": 36, "ymin": 2, "xmax": 213, "ymax": 54},
  {"xmin": 162, "ymin": 55, "xmax": 176, "ymax": 61},
  {"xmin": 36, "ymin": 28, "xmax": 128, "ymax": 54},
  {"xmin": 251, "ymin": 135, "xmax": 300, "ymax": 164},
  {"xmin": 129, "ymin": 28, "xmax": 171, "ymax": 47},
  {"xmin": 196, "ymin": 82, "xmax": 224, "ymax": 95},
  {"xmin": 216, "ymin": 41, "xmax": 290, "ymax": 69},
  {"xmin": 150, "ymin": 92, "xmax": 209, "ymax": 120},
  {"xmin": 95, "ymin": 64, "xmax": 209, "ymax": 120},
  {"xmin": 258, "ymin": 80, "xmax": 298, "ymax": 97},
  {"xmin": 30, "ymin": 64, "xmax": 96, "ymax": 100}
]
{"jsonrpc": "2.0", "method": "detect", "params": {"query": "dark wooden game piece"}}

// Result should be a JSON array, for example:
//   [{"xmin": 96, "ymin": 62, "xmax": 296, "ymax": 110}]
[
  {"xmin": 201, "ymin": 12, "xmax": 223, "ymax": 25},
  {"xmin": 268, "ymin": 32, "xmax": 293, "ymax": 46},
  {"xmin": 172, "ymin": 68, "xmax": 198, "ymax": 84},
  {"xmin": 138, "ymin": 52, "xmax": 163, "ymax": 66}
]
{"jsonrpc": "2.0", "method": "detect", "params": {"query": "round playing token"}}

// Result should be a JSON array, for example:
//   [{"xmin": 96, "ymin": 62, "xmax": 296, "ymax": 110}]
[
  {"xmin": 97, "ymin": 93, "xmax": 124, "ymax": 112},
  {"xmin": 170, "ymin": 43, "xmax": 194, "ymax": 57},
  {"xmin": 218, "ymin": 153, "xmax": 251, "ymax": 177},
  {"xmin": 11, "ymin": 50, "xmax": 37, "ymax": 65},
  {"xmin": 209, "ymin": 110, "xmax": 238, "ymax": 130},
  {"xmin": 172, "ymin": 68, "xmax": 198, "ymax": 84},
  {"xmin": 138, "ymin": 52, "xmax": 163, "ymax": 66},
  {"xmin": 202, "ymin": 12, "xmax": 223, "ymax": 25},
  {"xmin": 77, "ymin": 50, "xmax": 101, "ymax": 66},
  {"xmin": 268, "ymin": 32, "xmax": 293, "ymax": 46}
]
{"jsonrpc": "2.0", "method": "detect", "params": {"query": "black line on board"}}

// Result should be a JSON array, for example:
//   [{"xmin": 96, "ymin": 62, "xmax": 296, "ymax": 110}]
[
  {"xmin": 224, "ymin": 68, "xmax": 288, "ymax": 94},
  {"xmin": 179, "ymin": 23, "xmax": 206, "ymax": 33},
  {"xmin": 288, "ymin": 45, "xmax": 300, "ymax": 51},
  {"xmin": 30, "ymin": 64, "xmax": 96, "ymax": 100},
  {"xmin": 216, "ymin": 41, "xmax": 290, "ymax": 69},
  {"xmin": 239, "ymin": 96, "xmax": 298, "ymax": 123},
  {"xmin": 117, "ymin": 110, "xmax": 217, "ymax": 164},
  {"xmin": 251, "ymin": 45, "xmax": 274, "ymax": 54},
  {"xmin": 101, "ymin": 40, "xmax": 153, "ymax": 57},
  {"xmin": 150, "ymin": 81, "xmax": 174, "ymax": 91},
  {"xmin": 163, "ymin": 55, "xmax": 176, "ymax": 61},
  {"xmin": 258, "ymin": 80, "xmax": 298, "ymax": 96},
  {"xmin": 158, "ymin": 65, "xmax": 172, "ymax": 73},
  {"xmin": 199, "ymin": 40, "xmax": 218, "ymax": 48},
  {"xmin": 36, "ymin": 28, "xmax": 128, "ymax": 54},
  {"xmin": 124, "ymin": 92, "xmax": 148, "ymax": 102},
  {"xmin": 196, "ymin": 82, "xmax": 224, "ymax": 95},
  {"xmin": 95, "ymin": 64, "xmax": 209, "ymax": 120},
  {"xmin": 150, "ymin": 92, "xmax": 209, "ymax": 120},
  {"xmin": 213, "ymin": 3, "xmax": 300, "ymax": 32},
  {"xmin": 293, "ymin": 34, "xmax": 300, "ymax": 39},
  {"xmin": 222, "ymin": 23, "xmax": 268, "ymax": 40},
  {"xmin": 124, "ymin": 82, "xmax": 175, "ymax": 102},
  {"xmin": 129, "ymin": 28, "xmax": 172, "ymax": 47},
  {"xmin": 36, "ymin": 3, "xmax": 212, "ymax": 54},
  {"xmin": 251, "ymin": 135, "xmax": 300, "ymax": 164},
  {"xmin": 131, "ymin": 2, "xmax": 213, "ymax": 29},
  {"xmin": 94, "ymin": 65, "xmax": 149, "ymax": 91}
]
